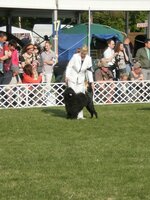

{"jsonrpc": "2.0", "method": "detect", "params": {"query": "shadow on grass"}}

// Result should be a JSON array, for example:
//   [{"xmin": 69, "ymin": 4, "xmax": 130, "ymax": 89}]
[
  {"xmin": 137, "ymin": 106, "xmax": 150, "ymax": 111},
  {"xmin": 42, "ymin": 107, "xmax": 67, "ymax": 118}
]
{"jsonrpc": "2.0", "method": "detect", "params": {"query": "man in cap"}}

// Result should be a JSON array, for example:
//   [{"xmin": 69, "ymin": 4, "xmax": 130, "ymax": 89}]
[
  {"xmin": 95, "ymin": 58, "xmax": 113, "ymax": 82},
  {"xmin": 130, "ymin": 62, "xmax": 144, "ymax": 81},
  {"xmin": 94, "ymin": 58, "xmax": 114, "ymax": 103}
]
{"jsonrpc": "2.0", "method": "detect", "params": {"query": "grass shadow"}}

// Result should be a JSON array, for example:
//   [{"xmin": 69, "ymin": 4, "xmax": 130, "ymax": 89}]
[
  {"xmin": 137, "ymin": 106, "xmax": 150, "ymax": 111},
  {"xmin": 41, "ymin": 107, "xmax": 67, "ymax": 118}
]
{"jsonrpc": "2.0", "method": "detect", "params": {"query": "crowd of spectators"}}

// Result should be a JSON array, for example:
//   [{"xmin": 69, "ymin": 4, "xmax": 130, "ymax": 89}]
[
  {"xmin": 0, "ymin": 32, "xmax": 57, "ymax": 86},
  {"xmin": 0, "ymin": 31, "xmax": 150, "ymax": 106},
  {"xmin": 101, "ymin": 37, "xmax": 150, "ymax": 81},
  {"xmin": 93, "ymin": 37, "xmax": 150, "ymax": 103}
]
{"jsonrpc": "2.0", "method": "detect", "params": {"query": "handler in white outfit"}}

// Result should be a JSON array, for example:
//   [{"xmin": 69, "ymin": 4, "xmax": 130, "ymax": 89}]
[{"xmin": 65, "ymin": 46, "xmax": 94, "ymax": 119}]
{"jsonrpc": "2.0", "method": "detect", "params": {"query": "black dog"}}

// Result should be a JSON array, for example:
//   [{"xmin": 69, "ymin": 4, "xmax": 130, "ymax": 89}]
[{"xmin": 63, "ymin": 87, "xmax": 98, "ymax": 119}]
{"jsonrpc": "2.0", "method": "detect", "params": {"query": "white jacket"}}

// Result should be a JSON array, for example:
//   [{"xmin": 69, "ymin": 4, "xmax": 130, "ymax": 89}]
[{"xmin": 65, "ymin": 53, "xmax": 93, "ymax": 84}]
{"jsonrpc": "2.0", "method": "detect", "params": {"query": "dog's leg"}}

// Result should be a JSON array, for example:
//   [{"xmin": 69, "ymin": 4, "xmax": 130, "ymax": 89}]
[
  {"xmin": 85, "ymin": 92, "xmax": 98, "ymax": 118},
  {"xmin": 86, "ymin": 102, "xmax": 98, "ymax": 118}
]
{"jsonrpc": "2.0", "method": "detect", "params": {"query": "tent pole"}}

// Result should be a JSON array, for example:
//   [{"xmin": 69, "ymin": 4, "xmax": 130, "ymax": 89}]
[
  {"xmin": 125, "ymin": 11, "xmax": 129, "ymax": 35},
  {"xmin": 53, "ymin": 9, "xmax": 58, "ymax": 57},
  {"xmin": 6, "ymin": 14, "xmax": 12, "ymax": 34},
  {"xmin": 88, "ymin": 7, "xmax": 91, "ymax": 56},
  {"xmin": 53, "ymin": 0, "xmax": 59, "ymax": 61},
  {"xmin": 18, "ymin": 17, "xmax": 22, "ymax": 28}
]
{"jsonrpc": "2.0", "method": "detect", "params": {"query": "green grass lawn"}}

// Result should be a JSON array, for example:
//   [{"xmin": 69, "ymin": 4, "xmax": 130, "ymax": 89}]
[{"xmin": 0, "ymin": 104, "xmax": 150, "ymax": 200}]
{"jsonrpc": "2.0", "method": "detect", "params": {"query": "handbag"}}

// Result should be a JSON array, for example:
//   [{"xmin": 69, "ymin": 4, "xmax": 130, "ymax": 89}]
[{"xmin": 3, "ymin": 58, "xmax": 12, "ymax": 72}]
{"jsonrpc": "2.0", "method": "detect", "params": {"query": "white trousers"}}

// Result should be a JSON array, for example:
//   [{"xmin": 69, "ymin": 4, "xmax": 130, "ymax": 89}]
[
  {"xmin": 42, "ymin": 73, "xmax": 53, "ymax": 84},
  {"xmin": 68, "ymin": 81, "xmax": 85, "ymax": 119}
]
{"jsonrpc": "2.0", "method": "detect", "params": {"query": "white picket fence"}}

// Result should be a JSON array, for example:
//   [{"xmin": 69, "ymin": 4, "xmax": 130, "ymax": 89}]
[{"xmin": 0, "ymin": 81, "xmax": 150, "ymax": 109}]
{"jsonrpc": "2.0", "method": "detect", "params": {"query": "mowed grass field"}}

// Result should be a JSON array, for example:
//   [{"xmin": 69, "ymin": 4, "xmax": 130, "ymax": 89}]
[{"xmin": 0, "ymin": 104, "xmax": 150, "ymax": 200}]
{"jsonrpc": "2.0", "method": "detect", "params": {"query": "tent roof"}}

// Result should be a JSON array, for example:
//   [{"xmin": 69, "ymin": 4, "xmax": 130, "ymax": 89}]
[
  {"xmin": 0, "ymin": 26, "xmax": 34, "ymax": 44},
  {"xmin": 58, "ymin": 23, "xmax": 125, "ymax": 62},
  {"xmin": 0, "ymin": 26, "xmax": 32, "ymax": 34},
  {"xmin": 60, "ymin": 23, "xmax": 125, "ymax": 41}
]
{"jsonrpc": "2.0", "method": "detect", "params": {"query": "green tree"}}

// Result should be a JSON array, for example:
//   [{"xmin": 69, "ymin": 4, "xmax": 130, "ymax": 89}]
[
  {"xmin": 0, "ymin": 17, "xmax": 7, "ymax": 26},
  {"xmin": 81, "ymin": 11, "xmax": 125, "ymax": 31},
  {"xmin": 81, "ymin": 11, "xmax": 148, "ymax": 33},
  {"xmin": 129, "ymin": 11, "xmax": 148, "ymax": 32}
]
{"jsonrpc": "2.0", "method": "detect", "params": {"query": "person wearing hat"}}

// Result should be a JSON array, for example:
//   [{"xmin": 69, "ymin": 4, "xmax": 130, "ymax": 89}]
[
  {"xmin": 95, "ymin": 58, "xmax": 113, "ymax": 82},
  {"xmin": 129, "ymin": 62, "xmax": 144, "ymax": 101},
  {"xmin": 20, "ymin": 43, "xmax": 39, "ymax": 80},
  {"xmin": 130, "ymin": 62, "xmax": 144, "ymax": 81},
  {"xmin": 135, "ymin": 39, "xmax": 150, "ymax": 80},
  {"xmin": 94, "ymin": 58, "xmax": 114, "ymax": 103}
]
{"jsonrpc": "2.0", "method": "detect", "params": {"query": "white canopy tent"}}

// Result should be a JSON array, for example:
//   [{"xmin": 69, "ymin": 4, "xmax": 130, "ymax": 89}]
[{"xmin": 0, "ymin": 26, "xmax": 34, "ymax": 44}]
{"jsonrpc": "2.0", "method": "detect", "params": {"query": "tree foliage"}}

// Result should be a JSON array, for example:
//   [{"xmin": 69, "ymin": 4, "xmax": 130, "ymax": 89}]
[
  {"xmin": 81, "ymin": 11, "xmax": 148, "ymax": 33},
  {"xmin": 129, "ymin": 11, "xmax": 148, "ymax": 32},
  {"xmin": 0, "ymin": 11, "xmax": 148, "ymax": 33}
]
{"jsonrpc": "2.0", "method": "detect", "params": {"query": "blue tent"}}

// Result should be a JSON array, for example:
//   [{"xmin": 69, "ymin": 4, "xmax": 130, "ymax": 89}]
[
  {"xmin": 58, "ymin": 23, "xmax": 125, "ymax": 62},
  {"xmin": 58, "ymin": 33, "xmax": 86, "ymax": 62}
]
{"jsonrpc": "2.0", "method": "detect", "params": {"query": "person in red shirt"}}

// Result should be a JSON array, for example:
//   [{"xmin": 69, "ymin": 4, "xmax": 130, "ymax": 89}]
[
  {"xmin": 0, "ymin": 39, "xmax": 20, "ymax": 85},
  {"xmin": 22, "ymin": 63, "xmax": 42, "ymax": 83},
  {"xmin": 3, "ymin": 40, "xmax": 19, "ymax": 72},
  {"xmin": 0, "ymin": 32, "xmax": 7, "ymax": 74},
  {"xmin": 22, "ymin": 64, "xmax": 42, "ymax": 105}
]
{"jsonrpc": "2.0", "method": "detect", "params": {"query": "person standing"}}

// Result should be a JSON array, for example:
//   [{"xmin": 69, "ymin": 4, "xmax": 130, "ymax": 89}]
[
  {"xmin": 135, "ymin": 38, "xmax": 150, "ymax": 80},
  {"xmin": 65, "ymin": 45, "xmax": 94, "ymax": 119},
  {"xmin": 114, "ymin": 42, "xmax": 129, "ymax": 79},
  {"xmin": 0, "ymin": 39, "xmax": 19, "ymax": 85},
  {"xmin": 20, "ymin": 43, "xmax": 35, "ymax": 68},
  {"xmin": 20, "ymin": 43, "xmax": 38, "ymax": 80},
  {"xmin": 103, "ymin": 39, "xmax": 116, "ymax": 79},
  {"xmin": 0, "ymin": 32, "xmax": 7, "ymax": 83},
  {"xmin": 33, "ymin": 44, "xmax": 43, "ymax": 75},
  {"xmin": 41, "ymin": 41, "xmax": 56, "ymax": 84},
  {"xmin": 123, "ymin": 37, "xmax": 134, "ymax": 73}
]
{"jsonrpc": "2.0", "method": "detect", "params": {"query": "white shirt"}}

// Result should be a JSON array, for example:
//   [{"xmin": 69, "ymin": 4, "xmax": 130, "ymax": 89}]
[{"xmin": 103, "ymin": 47, "xmax": 115, "ymax": 66}]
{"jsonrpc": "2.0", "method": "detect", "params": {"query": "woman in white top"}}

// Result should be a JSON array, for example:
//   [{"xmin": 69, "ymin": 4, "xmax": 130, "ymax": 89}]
[
  {"xmin": 114, "ymin": 42, "xmax": 129, "ymax": 79},
  {"xmin": 65, "ymin": 46, "xmax": 94, "ymax": 119}
]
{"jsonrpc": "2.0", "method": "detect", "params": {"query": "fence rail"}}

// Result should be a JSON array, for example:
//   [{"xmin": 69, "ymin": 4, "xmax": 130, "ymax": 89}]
[{"xmin": 0, "ymin": 81, "xmax": 150, "ymax": 109}]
